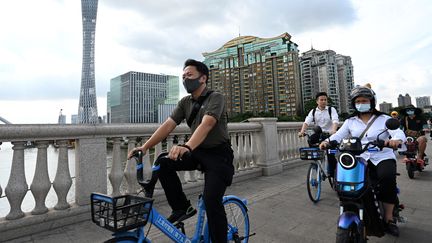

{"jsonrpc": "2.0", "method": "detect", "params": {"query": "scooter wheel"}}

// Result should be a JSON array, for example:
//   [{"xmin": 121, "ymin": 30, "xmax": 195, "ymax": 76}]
[{"xmin": 406, "ymin": 163, "xmax": 415, "ymax": 179}]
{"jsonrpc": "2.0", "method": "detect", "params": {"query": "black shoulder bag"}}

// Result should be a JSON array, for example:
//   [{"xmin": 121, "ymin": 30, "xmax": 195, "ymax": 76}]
[{"xmin": 186, "ymin": 91, "xmax": 214, "ymax": 127}]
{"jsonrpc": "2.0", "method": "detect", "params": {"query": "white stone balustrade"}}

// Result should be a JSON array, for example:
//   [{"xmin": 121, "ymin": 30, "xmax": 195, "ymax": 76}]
[
  {"xmin": 53, "ymin": 140, "xmax": 72, "ymax": 210},
  {"xmin": 30, "ymin": 140, "xmax": 50, "ymax": 215},
  {"xmin": 0, "ymin": 120, "xmax": 303, "ymax": 241},
  {"xmin": 109, "ymin": 137, "xmax": 123, "ymax": 196}
]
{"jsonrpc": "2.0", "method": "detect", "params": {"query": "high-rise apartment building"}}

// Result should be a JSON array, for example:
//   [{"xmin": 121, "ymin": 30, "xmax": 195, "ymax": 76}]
[
  {"xmin": 78, "ymin": 0, "xmax": 99, "ymax": 123},
  {"xmin": 299, "ymin": 49, "xmax": 354, "ymax": 114},
  {"xmin": 379, "ymin": 102, "xmax": 393, "ymax": 114},
  {"xmin": 203, "ymin": 32, "xmax": 301, "ymax": 117},
  {"xmin": 335, "ymin": 54, "xmax": 354, "ymax": 113},
  {"xmin": 416, "ymin": 96, "xmax": 431, "ymax": 108},
  {"xmin": 398, "ymin": 94, "xmax": 412, "ymax": 107},
  {"xmin": 108, "ymin": 72, "xmax": 179, "ymax": 123},
  {"xmin": 71, "ymin": 114, "xmax": 78, "ymax": 124}
]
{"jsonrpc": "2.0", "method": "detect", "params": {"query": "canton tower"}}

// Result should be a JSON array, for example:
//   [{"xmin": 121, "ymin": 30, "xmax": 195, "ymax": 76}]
[{"xmin": 78, "ymin": 0, "xmax": 99, "ymax": 123}]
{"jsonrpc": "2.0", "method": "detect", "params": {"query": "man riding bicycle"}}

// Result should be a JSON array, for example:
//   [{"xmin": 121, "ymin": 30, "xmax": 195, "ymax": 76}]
[
  {"xmin": 400, "ymin": 105, "xmax": 428, "ymax": 164},
  {"xmin": 128, "ymin": 59, "xmax": 234, "ymax": 243},
  {"xmin": 299, "ymin": 92, "xmax": 339, "ymax": 178}
]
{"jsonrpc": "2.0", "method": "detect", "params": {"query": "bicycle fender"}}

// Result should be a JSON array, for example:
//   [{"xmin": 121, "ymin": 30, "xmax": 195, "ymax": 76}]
[
  {"xmin": 338, "ymin": 211, "xmax": 361, "ymax": 229},
  {"xmin": 223, "ymin": 195, "xmax": 248, "ymax": 209}
]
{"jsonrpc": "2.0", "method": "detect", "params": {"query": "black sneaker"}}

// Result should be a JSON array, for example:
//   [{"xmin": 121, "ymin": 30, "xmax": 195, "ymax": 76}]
[
  {"xmin": 167, "ymin": 204, "xmax": 197, "ymax": 223},
  {"xmin": 144, "ymin": 188, "xmax": 154, "ymax": 198},
  {"xmin": 385, "ymin": 220, "xmax": 399, "ymax": 237}
]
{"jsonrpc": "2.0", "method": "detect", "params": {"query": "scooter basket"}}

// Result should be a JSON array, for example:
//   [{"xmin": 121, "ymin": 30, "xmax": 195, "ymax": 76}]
[
  {"xmin": 299, "ymin": 147, "xmax": 325, "ymax": 160},
  {"xmin": 91, "ymin": 193, "xmax": 153, "ymax": 232}
]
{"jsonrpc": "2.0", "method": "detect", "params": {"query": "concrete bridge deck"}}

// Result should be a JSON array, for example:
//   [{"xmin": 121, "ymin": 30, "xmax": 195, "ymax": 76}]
[{"xmin": 5, "ymin": 141, "xmax": 432, "ymax": 243}]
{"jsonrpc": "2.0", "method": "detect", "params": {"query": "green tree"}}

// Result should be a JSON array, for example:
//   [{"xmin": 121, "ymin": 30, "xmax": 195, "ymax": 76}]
[{"xmin": 228, "ymin": 112, "xmax": 254, "ymax": 122}]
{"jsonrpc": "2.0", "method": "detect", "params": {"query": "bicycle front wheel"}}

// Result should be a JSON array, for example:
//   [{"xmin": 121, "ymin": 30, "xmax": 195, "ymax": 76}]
[
  {"xmin": 105, "ymin": 236, "xmax": 138, "ymax": 243},
  {"xmin": 225, "ymin": 198, "xmax": 250, "ymax": 243},
  {"xmin": 307, "ymin": 163, "xmax": 321, "ymax": 203}
]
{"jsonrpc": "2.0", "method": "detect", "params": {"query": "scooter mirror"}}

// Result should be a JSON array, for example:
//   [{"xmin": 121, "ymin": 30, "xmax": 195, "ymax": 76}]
[{"xmin": 385, "ymin": 118, "xmax": 400, "ymax": 130}]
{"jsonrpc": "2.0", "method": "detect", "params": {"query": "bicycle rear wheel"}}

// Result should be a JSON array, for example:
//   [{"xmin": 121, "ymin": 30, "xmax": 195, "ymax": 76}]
[
  {"xmin": 307, "ymin": 163, "xmax": 321, "ymax": 203},
  {"xmin": 224, "ymin": 198, "xmax": 250, "ymax": 243}
]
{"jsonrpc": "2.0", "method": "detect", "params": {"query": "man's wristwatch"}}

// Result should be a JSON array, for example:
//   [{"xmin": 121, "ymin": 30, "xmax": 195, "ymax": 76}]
[{"xmin": 179, "ymin": 144, "xmax": 192, "ymax": 152}]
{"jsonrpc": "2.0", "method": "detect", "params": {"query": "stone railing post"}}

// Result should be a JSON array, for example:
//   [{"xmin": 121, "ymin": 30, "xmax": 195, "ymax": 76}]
[
  {"xmin": 30, "ymin": 140, "xmax": 51, "ymax": 215},
  {"xmin": 5, "ymin": 141, "xmax": 27, "ymax": 220},
  {"xmin": 75, "ymin": 137, "xmax": 107, "ymax": 205},
  {"xmin": 53, "ymin": 140, "xmax": 72, "ymax": 210},
  {"xmin": 124, "ymin": 137, "xmax": 138, "ymax": 194},
  {"xmin": 247, "ymin": 118, "xmax": 281, "ymax": 176},
  {"xmin": 109, "ymin": 137, "xmax": 123, "ymax": 196}
]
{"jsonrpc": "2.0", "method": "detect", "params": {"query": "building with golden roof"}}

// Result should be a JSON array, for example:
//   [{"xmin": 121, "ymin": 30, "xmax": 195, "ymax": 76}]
[{"xmin": 203, "ymin": 33, "xmax": 302, "ymax": 118}]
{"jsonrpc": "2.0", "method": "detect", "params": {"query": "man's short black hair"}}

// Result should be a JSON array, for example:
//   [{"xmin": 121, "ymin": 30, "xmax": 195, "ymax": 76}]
[
  {"xmin": 184, "ymin": 59, "xmax": 209, "ymax": 83},
  {"xmin": 315, "ymin": 92, "xmax": 328, "ymax": 100}
]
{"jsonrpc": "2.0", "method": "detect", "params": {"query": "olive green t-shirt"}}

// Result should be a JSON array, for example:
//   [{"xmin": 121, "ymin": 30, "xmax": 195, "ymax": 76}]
[{"xmin": 170, "ymin": 88, "xmax": 229, "ymax": 148}]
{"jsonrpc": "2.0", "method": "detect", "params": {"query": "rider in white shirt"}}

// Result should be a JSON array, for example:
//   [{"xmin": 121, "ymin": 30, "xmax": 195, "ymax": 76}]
[
  {"xmin": 300, "ymin": 92, "xmax": 339, "ymax": 135},
  {"xmin": 299, "ymin": 92, "xmax": 339, "ymax": 177},
  {"xmin": 319, "ymin": 86, "xmax": 406, "ymax": 237}
]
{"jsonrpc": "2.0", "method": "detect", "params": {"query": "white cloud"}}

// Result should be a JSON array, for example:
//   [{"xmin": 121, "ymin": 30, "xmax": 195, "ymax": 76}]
[{"xmin": 1, "ymin": 0, "xmax": 432, "ymax": 123}]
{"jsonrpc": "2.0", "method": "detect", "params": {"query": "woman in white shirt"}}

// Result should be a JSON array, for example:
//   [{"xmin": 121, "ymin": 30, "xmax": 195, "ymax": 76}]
[{"xmin": 319, "ymin": 86, "xmax": 406, "ymax": 237}]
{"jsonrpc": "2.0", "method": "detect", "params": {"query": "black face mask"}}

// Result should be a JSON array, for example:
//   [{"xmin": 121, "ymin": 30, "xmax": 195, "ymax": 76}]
[{"xmin": 183, "ymin": 75, "xmax": 202, "ymax": 93}]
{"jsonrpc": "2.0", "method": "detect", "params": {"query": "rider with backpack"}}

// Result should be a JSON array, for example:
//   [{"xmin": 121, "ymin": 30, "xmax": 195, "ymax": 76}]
[{"xmin": 299, "ymin": 92, "xmax": 339, "ymax": 178}]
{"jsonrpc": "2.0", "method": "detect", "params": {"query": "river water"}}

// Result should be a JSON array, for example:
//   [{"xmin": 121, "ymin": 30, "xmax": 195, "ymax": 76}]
[{"xmin": 0, "ymin": 142, "xmax": 116, "ymax": 218}]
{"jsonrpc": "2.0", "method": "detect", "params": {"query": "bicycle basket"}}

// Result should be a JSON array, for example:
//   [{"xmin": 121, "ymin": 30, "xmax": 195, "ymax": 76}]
[
  {"xmin": 91, "ymin": 193, "xmax": 154, "ymax": 232},
  {"xmin": 299, "ymin": 147, "xmax": 325, "ymax": 160}
]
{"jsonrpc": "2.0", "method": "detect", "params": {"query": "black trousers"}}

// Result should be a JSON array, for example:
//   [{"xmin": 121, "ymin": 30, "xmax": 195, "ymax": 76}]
[
  {"xmin": 327, "ymin": 152, "xmax": 337, "ymax": 177},
  {"xmin": 368, "ymin": 159, "xmax": 398, "ymax": 204},
  {"xmin": 157, "ymin": 143, "xmax": 234, "ymax": 243}
]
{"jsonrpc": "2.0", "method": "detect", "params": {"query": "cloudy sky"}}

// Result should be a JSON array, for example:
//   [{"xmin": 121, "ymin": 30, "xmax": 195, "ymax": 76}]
[{"xmin": 1, "ymin": 0, "xmax": 431, "ymax": 124}]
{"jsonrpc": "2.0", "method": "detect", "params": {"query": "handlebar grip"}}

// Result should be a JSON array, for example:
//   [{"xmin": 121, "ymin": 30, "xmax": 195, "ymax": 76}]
[
  {"xmin": 328, "ymin": 149, "xmax": 338, "ymax": 154},
  {"xmin": 131, "ymin": 150, "xmax": 143, "ymax": 159}
]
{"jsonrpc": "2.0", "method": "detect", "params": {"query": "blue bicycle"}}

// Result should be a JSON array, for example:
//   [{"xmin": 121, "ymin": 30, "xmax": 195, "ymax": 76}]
[
  {"xmin": 299, "ymin": 126, "xmax": 335, "ymax": 203},
  {"xmin": 91, "ymin": 151, "xmax": 252, "ymax": 242}
]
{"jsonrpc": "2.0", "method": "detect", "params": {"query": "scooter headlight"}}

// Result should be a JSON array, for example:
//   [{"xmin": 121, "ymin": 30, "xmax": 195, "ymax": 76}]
[
  {"xmin": 339, "ymin": 153, "xmax": 356, "ymax": 169},
  {"xmin": 406, "ymin": 137, "xmax": 414, "ymax": 143}
]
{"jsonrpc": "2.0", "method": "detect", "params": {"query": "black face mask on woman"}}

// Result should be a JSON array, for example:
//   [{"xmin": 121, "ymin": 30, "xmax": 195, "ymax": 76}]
[{"xmin": 183, "ymin": 76, "xmax": 202, "ymax": 93}]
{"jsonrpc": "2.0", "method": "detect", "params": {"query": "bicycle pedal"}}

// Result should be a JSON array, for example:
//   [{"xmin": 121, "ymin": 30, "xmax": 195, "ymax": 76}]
[
  {"xmin": 174, "ymin": 222, "xmax": 186, "ymax": 234},
  {"xmin": 396, "ymin": 216, "xmax": 407, "ymax": 224}
]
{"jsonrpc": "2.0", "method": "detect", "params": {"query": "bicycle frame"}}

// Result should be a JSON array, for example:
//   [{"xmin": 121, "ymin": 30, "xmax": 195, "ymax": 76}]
[
  {"xmin": 111, "ymin": 195, "xmax": 247, "ymax": 243},
  {"xmin": 314, "ymin": 157, "xmax": 329, "ymax": 177}
]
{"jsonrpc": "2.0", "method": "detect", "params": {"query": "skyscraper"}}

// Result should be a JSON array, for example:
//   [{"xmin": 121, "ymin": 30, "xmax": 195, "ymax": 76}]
[
  {"xmin": 416, "ymin": 96, "xmax": 431, "ymax": 108},
  {"xmin": 397, "ymin": 94, "xmax": 412, "ymax": 107},
  {"xmin": 78, "ymin": 0, "xmax": 98, "ymax": 124},
  {"xmin": 379, "ymin": 101, "xmax": 393, "ymax": 114},
  {"xmin": 58, "ymin": 109, "xmax": 66, "ymax": 124},
  {"xmin": 108, "ymin": 72, "xmax": 179, "ymax": 123},
  {"xmin": 203, "ymin": 33, "xmax": 302, "ymax": 117},
  {"xmin": 299, "ymin": 48, "xmax": 354, "ymax": 114},
  {"xmin": 335, "ymin": 54, "xmax": 354, "ymax": 114}
]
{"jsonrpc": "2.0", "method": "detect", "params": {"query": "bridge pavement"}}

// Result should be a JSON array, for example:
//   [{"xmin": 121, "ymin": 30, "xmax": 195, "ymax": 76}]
[{"xmin": 4, "ymin": 139, "xmax": 432, "ymax": 243}]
